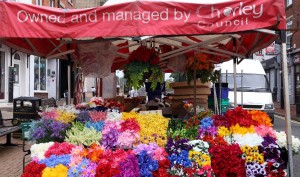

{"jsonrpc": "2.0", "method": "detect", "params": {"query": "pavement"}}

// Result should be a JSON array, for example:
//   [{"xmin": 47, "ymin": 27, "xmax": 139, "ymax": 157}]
[{"xmin": 0, "ymin": 101, "xmax": 299, "ymax": 177}]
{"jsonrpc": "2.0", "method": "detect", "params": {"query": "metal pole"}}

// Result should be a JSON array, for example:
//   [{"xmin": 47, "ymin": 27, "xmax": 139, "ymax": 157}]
[
  {"xmin": 241, "ymin": 69, "xmax": 243, "ymax": 107},
  {"xmin": 233, "ymin": 58, "xmax": 237, "ymax": 107},
  {"xmin": 193, "ymin": 55, "xmax": 197, "ymax": 116},
  {"xmin": 67, "ymin": 64, "xmax": 71, "ymax": 105},
  {"xmin": 219, "ymin": 70, "xmax": 222, "ymax": 113},
  {"xmin": 281, "ymin": 30, "xmax": 294, "ymax": 177}
]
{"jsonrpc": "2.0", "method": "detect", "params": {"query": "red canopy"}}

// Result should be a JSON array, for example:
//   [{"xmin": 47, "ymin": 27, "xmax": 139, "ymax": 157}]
[{"xmin": 0, "ymin": 0, "xmax": 286, "ymax": 75}]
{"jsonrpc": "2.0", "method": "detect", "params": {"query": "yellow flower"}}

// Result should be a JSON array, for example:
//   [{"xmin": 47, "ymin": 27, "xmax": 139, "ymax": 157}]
[
  {"xmin": 218, "ymin": 126, "xmax": 230, "ymax": 137},
  {"xmin": 230, "ymin": 124, "xmax": 255, "ymax": 135},
  {"xmin": 122, "ymin": 112, "xmax": 169, "ymax": 146},
  {"xmin": 189, "ymin": 150, "xmax": 211, "ymax": 167},
  {"xmin": 122, "ymin": 112, "xmax": 138, "ymax": 120},
  {"xmin": 56, "ymin": 111, "xmax": 76, "ymax": 124},
  {"xmin": 42, "ymin": 164, "xmax": 68, "ymax": 177}
]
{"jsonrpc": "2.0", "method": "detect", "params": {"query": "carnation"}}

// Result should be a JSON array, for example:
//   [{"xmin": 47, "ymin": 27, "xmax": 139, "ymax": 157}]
[
  {"xmin": 30, "ymin": 142, "xmax": 54, "ymax": 160},
  {"xmin": 230, "ymin": 133, "xmax": 264, "ymax": 147}
]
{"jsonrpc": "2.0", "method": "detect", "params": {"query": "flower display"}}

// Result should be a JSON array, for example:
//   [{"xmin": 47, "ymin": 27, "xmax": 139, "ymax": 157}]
[{"xmin": 23, "ymin": 105, "xmax": 295, "ymax": 177}]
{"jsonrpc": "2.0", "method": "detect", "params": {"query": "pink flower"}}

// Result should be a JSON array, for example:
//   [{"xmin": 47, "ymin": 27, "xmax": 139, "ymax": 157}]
[
  {"xmin": 41, "ymin": 110, "xmax": 59, "ymax": 120},
  {"xmin": 153, "ymin": 147, "xmax": 168, "ymax": 161},
  {"xmin": 117, "ymin": 130, "xmax": 139, "ymax": 149},
  {"xmin": 102, "ymin": 121, "xmax": 122, "ymax": 134},
  {"xmin": 255, "ymin": 125, "xmax": 276, "ymax": 138},
  {"xmin": 89, "ymin": 111, "xmax": 107, "ymax": 122}
]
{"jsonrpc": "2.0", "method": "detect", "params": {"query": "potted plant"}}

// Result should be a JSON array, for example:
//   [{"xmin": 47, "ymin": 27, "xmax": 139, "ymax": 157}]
[
  {"xmin": 124, "ymin": 46, "xmax": 163, "ymax": 90},
  {"xmin": 185, "ymin": 52, "xmax": 219, "ymax": 85}
]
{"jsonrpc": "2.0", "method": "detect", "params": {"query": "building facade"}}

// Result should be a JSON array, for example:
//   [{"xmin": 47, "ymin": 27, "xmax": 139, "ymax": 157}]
[{"xmin": 0, "ymin": 0, "xmax": 74, "ymax": 104}]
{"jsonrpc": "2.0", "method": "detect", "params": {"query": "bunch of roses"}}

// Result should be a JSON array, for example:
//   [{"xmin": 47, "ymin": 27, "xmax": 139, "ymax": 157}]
[
  {"xmin": 209, "ymin": 143, "xmax": 246, "ymax": 177},
  {"xmin": 225, "ymin": 106, "xmax": 256, "ymax": 127},
  {"xmin": 21, "ymin": 161, "xmax": 46, "ymax": 177}
]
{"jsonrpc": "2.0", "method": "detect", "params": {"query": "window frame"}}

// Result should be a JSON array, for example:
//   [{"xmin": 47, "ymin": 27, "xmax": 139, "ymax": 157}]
[
  {"xmin": 286, "ymin": 16, "xmax": 293, "ymax": 49},
  {"xmin": 286, "ymin": 0, "xmax": 293, "ymax": 7},
  {"xmin": 34, "ymin": 57, "xmax": 47, "ymax": 92}
]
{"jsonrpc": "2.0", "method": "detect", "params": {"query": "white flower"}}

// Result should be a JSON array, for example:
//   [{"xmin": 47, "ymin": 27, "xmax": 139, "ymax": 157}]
[
  {"xmin": 188, "ymin": 140, "xmax": 209, "ymax": 154},
  {"xmin": 231, "ymin": 133, "xmax": 263, "ymax": 147},
  {"xmin": 106, "ymin": 109, "xmax": 122, "ymax": 121},
  {"xmin": 30, "ymin": 142, "xmax": 54, "ymax": 160},
  {"xmin": 276, "ymin": 131, "xmax": 300, "ymax": 154}
]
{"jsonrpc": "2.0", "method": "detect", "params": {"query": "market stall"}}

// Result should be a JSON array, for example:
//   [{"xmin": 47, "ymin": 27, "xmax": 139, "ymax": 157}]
[{"xmin": 0, "ymin": 0, "xmax": 297, "ymax": 176}]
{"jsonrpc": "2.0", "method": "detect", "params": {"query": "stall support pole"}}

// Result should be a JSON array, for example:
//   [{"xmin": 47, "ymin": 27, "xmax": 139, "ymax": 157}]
[
  {"xmin": 67, "ymin": 49, "xmax": 71, "ymax": 105},
  {"xmin": 193, "ymin": 55, "xmax": 197, "ymax": 116},
  {"xmin": 233, "ymin": 58, "xmax": 237, "ymax": 107},
  {"xmin": 67, "ymin": 64, "xmax": 71, "ymax": 105},
  {"xmin": 281, "ymin": 30, "xmax": 294, "ymax": 177}
]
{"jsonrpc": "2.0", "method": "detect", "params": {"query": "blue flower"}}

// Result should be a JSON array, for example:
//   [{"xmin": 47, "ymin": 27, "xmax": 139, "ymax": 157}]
[
  {"xmin": 39, "ymin": 154, "xmax": 70, "ymax": 167},
  {"xmin": 200, "ymin": 117, "xmax": 214, "ymax": 129},
  {"xmin": 85, "ymin": 121, "xmax": 105, "ymax": 132}
]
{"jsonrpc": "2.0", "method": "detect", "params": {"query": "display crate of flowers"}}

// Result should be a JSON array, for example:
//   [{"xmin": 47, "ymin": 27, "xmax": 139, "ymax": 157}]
[{"xmin": 22, "ymin": 97, "xmax": 300, "ymax": 177}]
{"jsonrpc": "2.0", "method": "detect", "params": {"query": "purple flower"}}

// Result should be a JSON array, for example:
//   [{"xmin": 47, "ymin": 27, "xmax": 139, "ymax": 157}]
[
  {"xmin": 198, "ymin": 125, "xmax": 218, "ymax": 138},
  {"xmin": 76, "ymin": 111, "xmax": 91, "ymax": 123},
  {"xmin": 165, "ymin": 138, "xmax": 192, "ymax": 155},
  {"xmin": 31, "ymin": 127, "xmax": 46, "ymax": 140},
  {"xmin": 101, "ymin": 128, "xmax": 119, "ymax": 148},
  {"xmin": 50, "ymin": 121, "xmax": 70, "ymax": 141},
  {"xmin": 119, "ymin": 154, "xmax": 140, "ymax": 177},
  {"xmin": 262, "ymin": 135, "xmax": 276, "ymax": 147}
]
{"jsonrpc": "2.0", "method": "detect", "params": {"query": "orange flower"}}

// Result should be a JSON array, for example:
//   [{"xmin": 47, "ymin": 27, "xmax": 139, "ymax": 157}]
[{"xmin": 248, "ymin": 110, "xmax": 272, "ymax": 126}]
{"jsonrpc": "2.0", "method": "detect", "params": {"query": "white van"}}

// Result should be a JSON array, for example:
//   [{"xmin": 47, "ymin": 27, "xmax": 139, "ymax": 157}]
[{"xmin": 215, "ymin": 59, "xmax": 275, "ymax": 122}]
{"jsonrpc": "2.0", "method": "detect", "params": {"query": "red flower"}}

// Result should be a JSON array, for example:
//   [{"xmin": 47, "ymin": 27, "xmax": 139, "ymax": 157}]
[
  {"xmin": 209, "ymin": 143, "xmax": 246, "ymax": 177},
  {"xmin": 225, "ymin": 107, "xmax": 256, "ymax": 127},
  {"xmin": 22, "ymin": 161, "xmax": 46, "ymax": 177},
  {"xmin": 44, "ymin": 142, "xmax": 75, "ymax": 158},
  {"xmin": 121, "ymin": 118, "xmax": 140, "ymax": 133}
]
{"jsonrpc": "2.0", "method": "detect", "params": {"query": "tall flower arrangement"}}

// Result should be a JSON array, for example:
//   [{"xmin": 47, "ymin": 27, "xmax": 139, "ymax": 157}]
[{"xmin": 124, "ymin": 45, "xmax": 163, "ymax": 90}]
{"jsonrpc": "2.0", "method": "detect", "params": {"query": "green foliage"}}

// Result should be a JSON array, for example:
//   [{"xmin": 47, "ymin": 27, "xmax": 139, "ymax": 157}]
[
  {"xmin": 186, "ymin": 69, "xmax": 220, "ymax": 85},
  {"xmin": 124, "ymin": 61, "xmax": 163, "ymax": 90}
]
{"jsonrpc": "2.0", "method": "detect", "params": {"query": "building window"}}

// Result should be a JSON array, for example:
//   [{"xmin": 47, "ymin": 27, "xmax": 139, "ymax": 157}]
[
  {"xmin": 286, "ymin": 16, "xmax": 293, "ymax": 49},
  {"xmin": 34, "ymin": 57, "xmax": 47, "ymax": 91},
  {"xmin": 50, "ymin": 0, "xmax": 55, "ymax": 7},
  {"xmin": 13, "ymin": 64, "xmax": 19, "ymax": 84},
  {"xmin": 287, "ymin": 0, "xmax": 292, "ymax": 7},
  {"xmin": 36, "ymin": 0, "xmax": 42, "ymax": 6}
]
